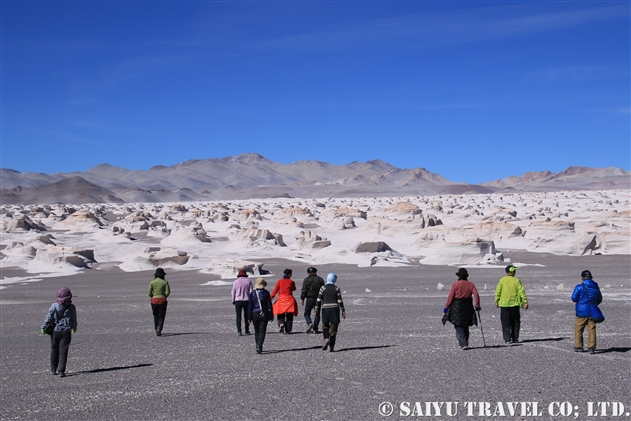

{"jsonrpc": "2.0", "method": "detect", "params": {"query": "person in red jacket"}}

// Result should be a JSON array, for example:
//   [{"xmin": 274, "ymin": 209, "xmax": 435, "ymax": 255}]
[{"xmin": 270, "ymin": 269, "xmax": 298, "ymax": 333}]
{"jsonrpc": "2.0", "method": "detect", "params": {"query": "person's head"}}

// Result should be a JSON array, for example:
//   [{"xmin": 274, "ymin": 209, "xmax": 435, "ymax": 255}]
[
  {"xmin": 505, "ymin": 264, "xmax": 518, "ymax": 275},
  {"xmin": 57, "ymin": 287, "xmax": 72, "ymax": 305},
  {"xmin": 237, "ymin": 269, "xmax": 248, "ymax": 278},
  {"xmin": 255, "ymin": 278, "xmax": 267, "ymax": 289},
  {"xmin": 581, "ymin": 270, "xmax": 592, "ymax": 280},
  {"xmin": 307, "ymin": 266, "xmax": 317, "ymax": 275},
  {"xmin": 456, "ymin": 268, "xmax": 469, "ymax": 280},
  {"xmin": 283, "ymin": 269, "xmax": 292, "ymax": 279},
  {"xmin": 154, "ymin": 268, "xmax": 166, "ymax": 279},
  {"xmin": 326, "ymin": 273, "xmax": 337, "ymax": 285}
]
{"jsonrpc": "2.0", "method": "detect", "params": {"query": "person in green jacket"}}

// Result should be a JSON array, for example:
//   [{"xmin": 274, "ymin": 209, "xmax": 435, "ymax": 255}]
[
  {"xmin": 148, "ymin": 268, "xmax": 170, "ymax": 336},
  {"xmin": 495, "ymin": 264, "xmax": 528, "ymax": 344}
]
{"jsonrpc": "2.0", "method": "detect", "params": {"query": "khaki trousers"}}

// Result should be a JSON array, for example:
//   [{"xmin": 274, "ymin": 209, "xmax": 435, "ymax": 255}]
[{"xmin": 575, "ymin": 316, "xmax": 596, "ymax": 349}]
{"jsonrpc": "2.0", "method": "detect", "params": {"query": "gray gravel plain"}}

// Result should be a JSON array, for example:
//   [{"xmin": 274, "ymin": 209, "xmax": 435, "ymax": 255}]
[{"xmin": 1, "ymin": 252, "xmax": 630, "ymax": 420}]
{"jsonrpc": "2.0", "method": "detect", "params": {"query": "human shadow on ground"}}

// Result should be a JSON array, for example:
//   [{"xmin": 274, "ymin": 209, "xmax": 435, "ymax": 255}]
[
  {"xmin": 264, "ymin": 345, "xmax": 323, "ymax": 354},
  {"xmin": 160, "ymin": 332, "xmax": 205, "ymax": 337},
  {"xmin": 69, "ymin": 363, "xmax": 153, "ymax": 376},
  {"xmin": 332, "ymin": 345, "xmax": 394, "ymax": 353},
  {"xmin": 596, "ymin": 347, "xmax": 631, "ymax": 354},
  {"xmin": 467, "ymin": 345, "xmax": 506, "ymax": 350},
  {"xmin": 521, "ymin": 337, "xmax": 566, "ymax": 343}
]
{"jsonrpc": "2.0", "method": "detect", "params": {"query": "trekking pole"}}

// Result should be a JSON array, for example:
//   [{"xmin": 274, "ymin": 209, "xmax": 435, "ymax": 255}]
[{"xmin": 476, "ymin": 309, "xmax": 487, "ymax": 348}]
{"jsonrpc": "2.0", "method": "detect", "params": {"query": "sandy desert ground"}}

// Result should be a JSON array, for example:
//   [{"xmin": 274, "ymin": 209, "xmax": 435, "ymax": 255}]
[{"xmin": 0, "ymin": 252, "xmax": 629, "ymax": 420}]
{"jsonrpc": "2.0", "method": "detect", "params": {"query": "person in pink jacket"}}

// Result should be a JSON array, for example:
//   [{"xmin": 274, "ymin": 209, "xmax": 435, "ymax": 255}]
[{"xmin": 232, "ymin": 269, "xmax": 253, "ymax": 336}]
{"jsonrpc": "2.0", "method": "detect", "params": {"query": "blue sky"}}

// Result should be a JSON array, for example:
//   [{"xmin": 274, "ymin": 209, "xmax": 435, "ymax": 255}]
[{"xmin": 2, "ymin": 1, "xmax": 629, "ymax": 184}]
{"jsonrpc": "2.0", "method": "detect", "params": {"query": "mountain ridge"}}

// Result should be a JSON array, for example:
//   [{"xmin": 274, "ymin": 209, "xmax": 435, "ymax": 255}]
[{"xmin": 1, "ymin": 154, "xmax": 629, "ymax": 204}]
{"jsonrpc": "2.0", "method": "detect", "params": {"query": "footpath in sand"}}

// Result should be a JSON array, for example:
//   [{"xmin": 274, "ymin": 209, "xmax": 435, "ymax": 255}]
[{"xmin": 1, "ymin": 252, "xmax": 629, "ymax": 420}]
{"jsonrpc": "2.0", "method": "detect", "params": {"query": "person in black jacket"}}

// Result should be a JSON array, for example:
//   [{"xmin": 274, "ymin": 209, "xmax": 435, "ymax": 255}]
[
  {"xmin": 300, "ymin": 266, "xmax": 325, "ymax": 334},
  {"xmin": 443, "ymin": 269, "xmax": 480, "ymax": 350},
  {"xmin": 247, "ymin": 278, "xmax": 274, "ymax": 354},
  {"xmin": 314, "ymin": 273, "xmax": 346, "ymax": 352}
]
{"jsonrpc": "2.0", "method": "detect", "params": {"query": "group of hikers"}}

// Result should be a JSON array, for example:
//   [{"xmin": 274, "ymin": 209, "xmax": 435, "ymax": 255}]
[
  {"xmin": 230, "ymin": 267, "xmax": 346, "ymax": 354},
  {"xmin": 41, "ymin": 264, "xmax": 603, "ymax": 377},
  {"xmin": 442, "ymin": 264, "xmax": 603, "ymax": 353}
]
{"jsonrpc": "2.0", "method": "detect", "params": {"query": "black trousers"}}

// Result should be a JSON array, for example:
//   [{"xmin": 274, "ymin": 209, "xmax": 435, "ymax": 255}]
[
  {"xmin": 304, "ymin": 298, "xmax": 320, "ymax": 330},
  {"xmin": 277, "ymin": 313, "xmax": 294, "ymax": 333},
  {"xmin": 234, "ymin": 301, "xmax": 250, "ymax": 333},
  {"xmin": 251, "ymin": 313, "xmax": 269, "ymax": 351},
  {"xmin": 151, "ymin": 302, "xmax": 168, "ymax": 331},
  {"xmin": 500, "ymin": 306, "xmax": 521, "ymax": 342},
  {"xmin": 454, "ymin": 326, "xmax": 470, "ymax": 347},
  {"xmin": 51, "ymin": 330, "xmax": 72, "ymax": 373}
]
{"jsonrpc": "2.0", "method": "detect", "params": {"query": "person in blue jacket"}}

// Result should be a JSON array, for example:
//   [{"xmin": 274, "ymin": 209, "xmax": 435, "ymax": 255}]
[
  {"xmin": 247, "ymin": 278, "xmax": 274, "ymax": 354},
  {"xmin": 571, "ymin": 270, "xmax": 602, "ymax": 354},
  {"xmin": 41, "ymin": 287, "xmax": 78, "ymax": 377}
]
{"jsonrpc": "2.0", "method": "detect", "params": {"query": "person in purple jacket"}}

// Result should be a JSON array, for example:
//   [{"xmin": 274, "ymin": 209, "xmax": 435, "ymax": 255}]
[
  {"xmin": 232, "ymin": 269, "xmax": 253, "ymax": 336},
  {"xmin": 572, "ymin": 270, "xmax": 603, "ymax": 354}
]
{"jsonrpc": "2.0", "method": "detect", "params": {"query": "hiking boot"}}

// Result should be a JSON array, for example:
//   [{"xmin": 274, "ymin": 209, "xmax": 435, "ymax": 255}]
[
  {"xmin": 588, "ymin": 348, "xmax": 596, "ymax": 354},
  {"xmin": 156, "ymin": 329, "xmax": 162, "ymax": 337},
  {"xmin": 256, "ymin": 348, "xmax": 262, "ymax": 354},
  {"xmin": 51, "ymin": 369, "xmax": 58, "ymax": 375},
  {"xmin": 245, "ymin": 331, "xmax": 251, "ymax": 335},
  {"xmin": 59, "ymin": 372, "xmax": 66, "ymax": 378},
  {"xmin": 574, "ymin": 347, "xmax": 585, "ymax": 353},
  {"xmin": 329, "ymin": 336, "xmax": 336, "ymax": 352},
  {"xmin": 279, "ymin": 325, "xmax": 285, "ymax": 334},
  {"xmin": 322, "ymin": 340, "xmax": 329, "ymax": 351},
  {"xmin": 306, "ymin": 323, "xmax": 314, "ymax": 333}
]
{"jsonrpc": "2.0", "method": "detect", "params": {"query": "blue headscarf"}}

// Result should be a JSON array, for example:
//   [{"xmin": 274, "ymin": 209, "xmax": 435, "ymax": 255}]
[{"xmin": 327, "ymin": 273, "xmax": 337, "ymax": 284}]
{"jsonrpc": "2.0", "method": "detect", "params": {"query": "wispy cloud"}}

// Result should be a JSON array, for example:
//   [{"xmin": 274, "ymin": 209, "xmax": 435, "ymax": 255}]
[
  {"xmin": 251, "ymin": 4, "xmax": 629, "ymax": 53},
  {"xmin": 526, "ymin": 65, "xmax": 627, "ymax": 82}
]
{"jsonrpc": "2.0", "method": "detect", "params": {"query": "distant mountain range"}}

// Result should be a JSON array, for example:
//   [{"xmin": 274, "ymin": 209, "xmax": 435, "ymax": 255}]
[{"xmin": 1, "ymin": 153, "xmax": 629, "ymax": 204}]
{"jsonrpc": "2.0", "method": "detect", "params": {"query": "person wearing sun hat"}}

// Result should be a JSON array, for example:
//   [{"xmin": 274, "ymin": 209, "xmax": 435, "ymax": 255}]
[
  {"xmin": 495, "ymin": 264, "xmax": 528, "ymax": 344},
  {"xmin": 247, "ymin": 278, "xmax": 274, "ymax": 354},
  {"xmin": 148, "ymin": 268, "xmax": 170, "ymax": 336},
  {"xmin": 232, "ymin": 269, "xmax": 253, "ymax": 336},
  {"xmin": 443, "ymin": 268, "xmax": 480, "ymax": 350}
]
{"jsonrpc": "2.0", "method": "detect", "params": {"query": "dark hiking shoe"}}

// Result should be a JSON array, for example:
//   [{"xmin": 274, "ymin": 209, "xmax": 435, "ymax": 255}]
[
  {"xmin": 51, "ymin": 370, "xmax": 58, "ymax": 375},
  {"xmin": 279, "ymin": 325, "xmax": 285, "ymax": 334},
  {"xmin": 156, "ymin": 329, "xmax": 162, "ymax": 337},
  {"xmin": 306, "ymin": 323, "xmax": 314, "ymax": 333},
  {"xmin": 322, "ymin": 340, "xmax": 329, "ymax": 351},
  {"xmin": 59, "ymin": 372, "xmax": 66, "ymax": 378},
  {"xmin": 588, "ymin": 348, "xmax": 596, "ymax": 354},
  {"xmin": 256, "ymin": 348, "xmax": 262, "ymax": 354},
  {"xmin": 574, "ymin": 347, "xmax": 585, "ymax": 353}
]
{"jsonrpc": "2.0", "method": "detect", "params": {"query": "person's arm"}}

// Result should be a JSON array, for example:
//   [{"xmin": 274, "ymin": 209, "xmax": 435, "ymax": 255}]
[
  {"xmin": 70, "ymin": 305, "xmax": 78, "ymax": 333},
  {"xmin": 148, "ymin": 282, "xmax": 153, "ymax": 298},
  {"xmin": 165, "ymin": 281, "xmax": 170, "ymax": 298},
  {"xmin": 300, "ymin": 278, "xmax": 309, "ymax": 302},
  {"xmin": 337, "ymin": 286, "xmax": 346, "ymax": 318},
  {"xmin": 314, "ymin": 286, "xmax": 324, "ymax": 315},
  {"xmin": 270, "ymin": 282, "xmax": 279, "ymax": 299},
  {"xmin": 290, "ymin": 280, "xmax": 296, "ymax": 292},
  {"xmin": 494, "ymin": 280, "xmax": 502, "ymax": 307},
  {"xmin": 231, "ymin": 282, "xmax": 236, "ymax": 303},
  {"xmin": 41, "ymin": 303, "xmax": 55, "ymax": 329},
  {"xmin": 571, "ymin": 285, "xmax": 581, "ymax": 303},
  {"xmin": 517, "ymin": 280, "xmax": 528, "ymax": 309},
  {"xmin": 472, "ymin": 284, "xmax": 481, "ymax": 309},
  {"xmin": 247, "ymin": 292, "xmax": 254, "ymax": 322},
  {"xmin": 445, "ymin": 284, "xmax": 456, "ymax": 308}
]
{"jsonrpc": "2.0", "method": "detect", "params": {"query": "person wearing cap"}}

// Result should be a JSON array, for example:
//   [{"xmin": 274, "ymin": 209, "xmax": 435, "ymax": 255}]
[
  {"xmin": 270, "ymin": 269, "xmax": 298, "ymax": 333},
  {"xmin": 247, "ymin": 278, "xmax": 274, "ymax": 354},
  {"xmin": 571, "ymin": 270, "xmax": 602, "ymax": 354},
  {"xmin": 148, "ymin": 268, "xmax": 170, "ymax": 336},
  {"xmin": 41, "ymin": 287, "xmax": 78, "ymax": 377},
  {"xmin": 443, "ymin": 268, "xmax": 481, "ymax": 350},
  {"xmin": 232, "ymin": 269, "xmax": 253, "ymax": 336},
  {"xmin": 300, "ymin": 266, "xmax": 325, "ymax": 334},
  {"xmin": 495, "ymin": 264, "xmax": 528, "ymax": 344},
  {"xmin": 314, "ymin": 273, "xmax": 346, "ymax": 352}
]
